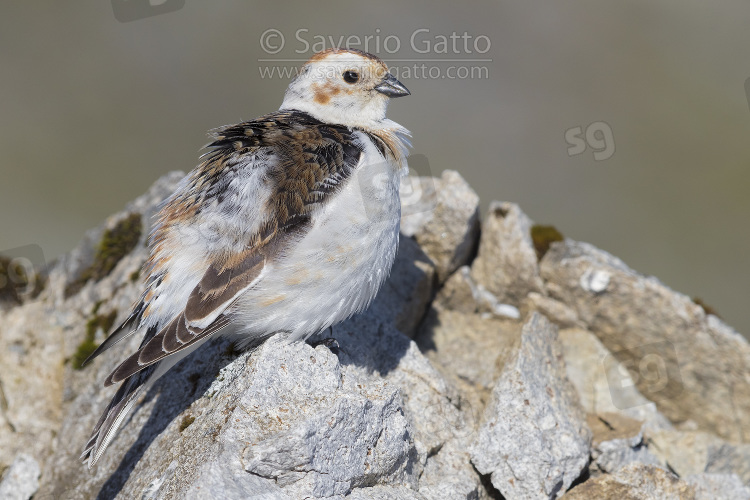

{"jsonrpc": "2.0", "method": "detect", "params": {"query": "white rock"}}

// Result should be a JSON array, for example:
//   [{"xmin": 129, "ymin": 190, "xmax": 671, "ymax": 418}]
[
  {"xmin": 0, "ymin": 454, "xmax": 41, "ymax": 500},
  {"xmin": 470, "ymin": 313, "xmax": 591, "ymax": 499}
]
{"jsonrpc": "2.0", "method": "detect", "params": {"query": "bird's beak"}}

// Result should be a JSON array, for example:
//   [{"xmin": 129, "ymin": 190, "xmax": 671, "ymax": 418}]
[{"xmin": 374, "ymin": 73, "xmax": 410, "ymax": 98}]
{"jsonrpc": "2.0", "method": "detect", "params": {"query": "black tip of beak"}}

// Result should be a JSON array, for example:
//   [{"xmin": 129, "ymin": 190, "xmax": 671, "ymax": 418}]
[{"xmin": 374, "ymin": 73, "xmax": 410, "ymax": 98}]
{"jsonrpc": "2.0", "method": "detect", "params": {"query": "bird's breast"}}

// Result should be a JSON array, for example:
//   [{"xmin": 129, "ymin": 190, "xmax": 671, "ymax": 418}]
[{"xmin": 234, "ymin": 135, "xmax": 404, "ymax": 339}]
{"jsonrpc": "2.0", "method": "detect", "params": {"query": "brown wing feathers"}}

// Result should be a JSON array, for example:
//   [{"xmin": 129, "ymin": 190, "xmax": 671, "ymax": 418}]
[{"xmin": 100, "ymin": 111, "xmax": 363, "ymax": 387}]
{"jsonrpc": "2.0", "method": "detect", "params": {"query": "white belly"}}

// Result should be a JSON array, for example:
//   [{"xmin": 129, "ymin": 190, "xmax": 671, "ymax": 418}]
[{"xmin": 233, "ymin": 134, "xmax": 404, "ymax": 340}]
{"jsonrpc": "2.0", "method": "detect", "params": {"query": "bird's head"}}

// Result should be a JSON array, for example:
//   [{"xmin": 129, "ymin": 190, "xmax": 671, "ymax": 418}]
[{"xmin": 280, "ymin": 48, "xmax": 409, "ymax": 130}]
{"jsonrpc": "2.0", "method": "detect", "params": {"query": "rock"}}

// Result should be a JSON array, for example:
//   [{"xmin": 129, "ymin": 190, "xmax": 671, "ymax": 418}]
[
  {"xmin": 347, "ymin": 485, "xmax": 427, "ymax": 500},
  {"xmin": 38, "ymin": 323, "xmax": 432, "ymax": 499},
  {"xmin": 646, "ymin": 429, "xmax": 724, "ymax": 478},
  {"xmin": 431, "ymin": 265, "xmax": 520, "ymax": 320},
  {"xmin": 541, "ymin": 240, "xmax": 750, "ymax": 442},
  {"xmin": 558, "ymin": 328, "xmax": 673, "ymax": 431},
  {"xmin": 587, "ymin": 413, "xmax": 662, "ymax": 474},
  {"xmin": 0, "ymin": 301, "xmax": 64, "ymax": 474},
  {"xmin": 433, "ymin": 266, "xmax": 477, "ymax": 315},
  {"xmin": 418, "ymin": 440, "xmax": 490, "ymax": 500},
  {"xmin": 705, "ymin": 443, "xmax": 750, "ymax": 487},
  {"xmin": 374, "ymin": 236, "xmax": 437, "ymax": 337},
  {"xmin": 470, "ymin": 201, "xmax": 545, "ymax": 305},
  {"xmin": 400, "ymin": 170, "xmax": 480, "ymax": 283},
  {"xmin": 684, "ymin": 473, "xmax": 750, "ymax": 500},
  {"xmin": 563, "ymin": 464, "xmax": 695, "ymax": 499},
  {"xmin": 524, "ymin": 292, "xmax": 583, "ymax": 329},
  {"xmin": 470, "ymin": 313, "xmax": 591, "ymax": 499},
  {"xmin": 0, "ymin": 453, "xmax": 41, "ymax": 500},
  {"xmin": 416, "ymin": 300, "xmax": 521, "ymax": 417}
]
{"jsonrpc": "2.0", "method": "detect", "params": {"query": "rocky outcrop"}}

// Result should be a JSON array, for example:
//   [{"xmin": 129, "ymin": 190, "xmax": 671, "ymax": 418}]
[{"xmin": 1, "ymin": 170, "xmax": 749, "ymax": 499}]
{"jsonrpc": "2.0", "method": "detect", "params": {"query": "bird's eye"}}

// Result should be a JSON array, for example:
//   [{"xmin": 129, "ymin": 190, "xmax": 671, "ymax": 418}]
[{"xmin": 343, "ymin": 71, "xmax": 360, "ymax": 84}]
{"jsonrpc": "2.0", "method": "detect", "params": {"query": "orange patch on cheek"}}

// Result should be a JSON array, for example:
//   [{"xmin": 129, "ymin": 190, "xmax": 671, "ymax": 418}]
[
  {"xmin": 312, "ymin": 83, "xmax": 331, "ymax": 105},
  {"xmin": 312, "ymin": 82, "xmax": 343, "ymax": 105}
]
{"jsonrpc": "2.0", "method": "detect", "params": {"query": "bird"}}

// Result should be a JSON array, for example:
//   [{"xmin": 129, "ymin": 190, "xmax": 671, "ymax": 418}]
[{"xmin": 80, "ymin": 48, "xmax": 411, "ymax": 468}]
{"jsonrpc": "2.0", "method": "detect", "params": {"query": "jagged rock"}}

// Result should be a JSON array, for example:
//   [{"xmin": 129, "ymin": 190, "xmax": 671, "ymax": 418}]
[
  {"xmin": 430, "ymin": 265, "xmax": 520, "ymax": 320},
  {"xmin": 418, "ymin": 440, "xmax": 490, "ymax": 500},
  {"xmin": 399, "ymin": 170, "xmax": 480, "ymax": 283},
  {"xmin": 470, "ymin": 313, "xmax": 591, "ymax": 500},
  {"xmin": 470, "ymin": 201, "xmax": 545, "ymax": 305},
  {"xmin": 705, "ymin": 443, "xmax": 750, "ymax": 488},
  {"xmin": 0, "ymin": 300, "xmax": 64, "ymax": 474},
  {"xmin": 587, "ymin": 413, "xmax": 662, "ymax": 474},
  {"xmin": 646, "ymin": 429, "xmax": 724, "ymax": 478},
  {"xmin": 523, "ymin": 292, "xmax": 583, "ymax": 329},
  {"xmin": 375, "ymin": 236, "xmax": 437, "ymax": 337},
  {"xmin": 347, "ymin": 485, "xmax": 427, "ymax": 500},
  {"xmin": 432, "ymin": 266, "xmax": 477, "ymax": 314},
  {"xmin": 416, "ymin": 297, "xmax": 521, "ymax": 417},
  {"xmin": 0, "ymin": 172, "xmax": 184, "ymax": 478},
  {"xmin": 684, "ymin": 473, "xmax": 750, "ymax": 500},
  {"xmin": 559, "ymin": 328, "xmax": 674, "ymax": 430},
  {"xmin": 563, "ymin": 464, "xmax": 695, "ymax": 499},
  {"xmin": 0, "ymin": 453, "xmax": 41, "ymax": 500},
  {"xmin": 541, "ymin": 240, "xmax": 750, "ymax": 442},
  {"xmin": 37, "ymin": 310, "xmax": 467, "ymax": 499}
]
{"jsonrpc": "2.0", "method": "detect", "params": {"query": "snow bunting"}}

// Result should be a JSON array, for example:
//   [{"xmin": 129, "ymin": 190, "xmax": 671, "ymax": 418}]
[{"xmin": 81, "ymin": 48, "xmax": 410, "ymax": 468}]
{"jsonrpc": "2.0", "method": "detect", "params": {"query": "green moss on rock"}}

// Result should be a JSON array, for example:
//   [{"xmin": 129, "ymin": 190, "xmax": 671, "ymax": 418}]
[
  {"xmin": 65, "ymin": 213, "xmax": 143, "ymax": 297},
  {"xmin": 0, "ymin": 255, "xmax": 45, "ymax": 305},
  {"xmin": 179, "ymin": 414, "xmax": 196, "ymax": 432},
  {"xmin": 0, "ymin": 256, "xmax": 25, "ymax": 305},
  {"xmin": 71, "ymin": 308, "xmax": 118, "ymax": 370},
  {"xmin": 531, "ymin": 224, "xmax": 564, "ymax": 261}
]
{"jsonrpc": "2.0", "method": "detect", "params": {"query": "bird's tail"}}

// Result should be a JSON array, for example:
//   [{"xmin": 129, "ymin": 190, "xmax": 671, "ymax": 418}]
[{"xmin": 80, "ymin": 365, "xmax": 156, "ymax": 469}]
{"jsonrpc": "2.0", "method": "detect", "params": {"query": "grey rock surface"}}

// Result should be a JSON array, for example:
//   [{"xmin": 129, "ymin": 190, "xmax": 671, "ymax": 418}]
[
  {"xmin": 431, "ymin": 265, "xmax": 520, "ymax": 320},
  {"xmin": 374, "ymin": 236, "xmax": 437, "ymax": 337},
  {"xmin": 416, "ymin": 285, "xmax": 521, "ymax": 417},
  {"xmin": 647, "ymin": 429, "xmax": 724, "ymax": 478},
  {"xmin": 470, "ymin": 313, "xmax": 591, "ymax": 500},
  {"xmin": 559, "ymin": 327, "xmax": 674, "ymax": 431},
  {"xmin": 541, "ymin": 239, "xmax": 750, "ymax": 442},
  {"xmin": 563, "ymin": 464, "xmax": 695, "ymax": 499},
  {"xmin": 0, "ymin": 453, "xmax": 41, "ymax": 500},
  {"xmin": 684, "ymin": 473, "xmax": 750, "ymax": 500},
  {"xmin": 470, "ymin": 201, "xmax": 545, "ymax": 305},
  {"xmin": 705, "ymin": 443, "xmax": 750, "ymax": 488},
  {"xmin": 0, "ymin": 300, "xmax": 64, "ymax": 475},
  {"xmin": 400, "ymin": 170, "xmax": 480, "ymax": 283},
  {"xmin": 587, "ymin": 412, "xmax": 662, "ymax": 474}
]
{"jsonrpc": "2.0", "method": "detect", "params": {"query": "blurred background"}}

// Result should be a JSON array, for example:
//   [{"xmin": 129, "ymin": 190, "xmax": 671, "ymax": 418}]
[{"xmin": 1, "ymin": 1, "xmax": 748, "ymax": 336}]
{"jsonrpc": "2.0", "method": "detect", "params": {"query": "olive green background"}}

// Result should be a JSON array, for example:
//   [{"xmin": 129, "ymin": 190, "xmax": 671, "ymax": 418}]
[{"xmin": 1, "ymin": 2, "xmax": 748, "ymax": 335}]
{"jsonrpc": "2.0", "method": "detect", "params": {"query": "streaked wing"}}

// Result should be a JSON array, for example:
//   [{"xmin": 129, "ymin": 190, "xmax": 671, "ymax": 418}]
[
  {"xmin": 101, "ymin": 110, "xmax": 365, "ymax": 387},
  {"xmin": 103, "ymin": 250, "xmax": 263, "ymax": 386},
  {"xmin": 80, "ymin": 300, "xmax": 145, "ymax": 366}
]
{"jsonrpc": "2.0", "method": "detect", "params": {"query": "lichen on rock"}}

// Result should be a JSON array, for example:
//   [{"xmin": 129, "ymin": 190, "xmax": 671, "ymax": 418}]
[{"xmin": 65, "ymin": 212, "xmax": 143, "ymax": 297}]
